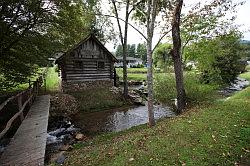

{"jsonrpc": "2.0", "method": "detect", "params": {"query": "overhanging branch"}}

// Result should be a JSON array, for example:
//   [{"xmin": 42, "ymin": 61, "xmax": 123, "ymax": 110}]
[
  {"xmin": 152, "ymin": 29, "xmax": 172, "ymax": 52},
  {"xmin": 96, "ymin": 13, "xmax": 148, "ymax": 41}
]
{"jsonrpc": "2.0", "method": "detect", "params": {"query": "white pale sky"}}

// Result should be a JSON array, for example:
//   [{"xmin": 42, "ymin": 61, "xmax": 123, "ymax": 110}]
[{"xmin": 104, "ymin": 0, "xmax": 250, "ymax": 51}]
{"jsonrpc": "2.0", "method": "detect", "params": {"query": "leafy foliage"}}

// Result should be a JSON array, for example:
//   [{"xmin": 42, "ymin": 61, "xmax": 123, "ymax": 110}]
[
  {"xmin": 115, "ymin": 45, "xmax": 123, "ymax": 57},
  {"xmin": 0, "ymin": 0, "xmax": 115, "ymax": 90},
  {"xmin": 154, "ymin": 72, "xmax": 219, "ymax": 106},
  {"xmin": 153, "ymin": 43, "xmax": 172, "ymax": 70},
  {"xmin": 181, "ymin": 0, "xmax": 245, "ymax": 62},
  {"xmin": 0, "ymin": 0, "xmax": 56, "ymax": 90},
  {"xmin": 136, "ymin": 43, "xmax": 147, "ymax": 63},
  {"xmin": 185, "ymin": 31, "xmax": 244, "ymax": 84},
  {"xmin": 128, "ymin": 44, "xmax": 136, "ymax": 58}
]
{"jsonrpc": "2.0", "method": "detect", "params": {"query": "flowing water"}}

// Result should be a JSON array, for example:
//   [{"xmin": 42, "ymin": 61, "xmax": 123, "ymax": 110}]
[
  {"xmin": 72, "ymin": 103, "xmax": 176, "ymax": 133},
  {"xmin": 219, "ymin": 77, "xmax": 249, "ymax": 98}
]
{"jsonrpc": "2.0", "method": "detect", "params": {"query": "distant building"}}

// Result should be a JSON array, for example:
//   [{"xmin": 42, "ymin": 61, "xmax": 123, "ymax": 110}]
[
  {"xmin": 55, "ymin": 34, "xmax": 117, "ymax": 92},
  {"xmin": 115, "ymin": 57, "xmax": 143, "ymax": 68}
]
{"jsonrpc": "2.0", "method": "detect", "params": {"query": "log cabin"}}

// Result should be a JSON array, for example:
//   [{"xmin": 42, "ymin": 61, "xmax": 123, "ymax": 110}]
[{"xmin": 55, "ymin": 34, "xmax": 117, "ymax": 92}]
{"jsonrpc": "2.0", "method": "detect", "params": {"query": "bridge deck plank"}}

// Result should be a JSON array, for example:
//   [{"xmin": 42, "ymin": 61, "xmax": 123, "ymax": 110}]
[{"xmin": 0, "ymin": 95, "xmax": 50, "ymax": 166}]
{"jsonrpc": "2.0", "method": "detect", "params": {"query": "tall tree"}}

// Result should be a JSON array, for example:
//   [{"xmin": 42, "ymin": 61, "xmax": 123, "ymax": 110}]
[
  {"xmin": 128, "ymin": 44, "xmax": 136, "ymax": 57},
  {"xmin": 146, "ymin": 0, "xmax": 159, "ymax": 126},
  {"xmin": 111, "ymin": 0, "xmax": 131, "ymax": 98},
  {"xmin": 132, "ymin": 0, "xmax": 172, "ymax": 126},
  {"xmin": 180, "ymin": 0, "xmax": 245, "ymax": 63},
  {"xmin": 136, "ymin": 43, "xmax": 147, "ymax": 63},
  {"xmin": 171, "ymin": 0, "xmax": 186, "ymax": 113},
  {"xmin": 115, "ymin": 44, "xmax": 123, "ymax": 57},
  {"xmin": 49, "ymin": 0, "xmax": 93, "ymax": 50},
  {"xmin": 153, "ymin": 43, "xmax": 172, "ymax": 69},
  {"xmin": 49, "ymin": 0, "xmax": 114, "ymax": 51},
  {"xmin": 0, "ymin": 0, "xmax": 56, "ymax": 90},
  {"xmin": 186, "ymin": 30, "xmax": 243, "ymax": 84}
]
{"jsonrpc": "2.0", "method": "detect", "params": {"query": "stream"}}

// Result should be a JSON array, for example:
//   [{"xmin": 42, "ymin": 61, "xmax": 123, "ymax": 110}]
[
  {"xmin": 45, "ymin": 104, "xmax": 175, "ymax": 164},
  {"xmin": 219, "ymin": 77, "xmax": 249, "ymax": 97},
  {"xmin": 72, "ymin": 103, "xmax": 176, "ymax": 133}
]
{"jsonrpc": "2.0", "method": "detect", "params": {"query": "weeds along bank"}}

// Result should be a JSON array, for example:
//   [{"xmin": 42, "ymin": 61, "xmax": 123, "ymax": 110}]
[{"xmin": 154, "ymin": 72, "xmax": 219, "ymax": 106}]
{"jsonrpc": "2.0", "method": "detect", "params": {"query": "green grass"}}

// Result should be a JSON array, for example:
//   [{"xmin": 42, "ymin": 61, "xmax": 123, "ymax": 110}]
[
  {"xmin": 154, "ymin": 72, "xmax": 219, "ymax": 106},
  {"xmin": 231, "ymin": 68, "xmax": 250, "ymax": 100},
  {"xmin": 61, "ymin": 72, "xmax": 250, "ymax": 166},
  {"xmin": 240, "ymin": 71, "xmax": 250, "ymax": 82},
  {"xmin": 70, "ymin": 88, "xmax": 130, "ymax": 113},
  {"xmin": 127, "ymin": 74, "xmax": 147, "ymax": 81},
  {"xmin": 116, "ymin": 68, "xmax": 147, "ymax": 82},
  {"xmin": 0, "ymin": 68, "xmax": 47, "ymax": 94},
  {"xmin": 116, "ymin": 68, "xmax": 147, "ymax": 74},
  {"xmin": 44, "ymin": 66, "xmax": 60, "ymax": 91}
]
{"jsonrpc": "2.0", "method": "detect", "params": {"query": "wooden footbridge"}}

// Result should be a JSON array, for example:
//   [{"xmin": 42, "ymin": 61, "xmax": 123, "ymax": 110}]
[{"xmin": 0, "ymin": 75, "xmax": 50, "ymax": 165}]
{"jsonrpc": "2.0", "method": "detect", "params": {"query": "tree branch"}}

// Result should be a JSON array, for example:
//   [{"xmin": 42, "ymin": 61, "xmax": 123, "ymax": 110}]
[
  {"xmin": 152, "ymin": 29, "xmax": 172, "ymax": 52},
  {"xmin": 96, "ymin": 13, "xmax": 148, "ymax": 41},
  {"xmin": 111, "ymin": 0, "xmax": 124, "ymax": 46},
  {"xmin": 128, "ymin": 0, "xmax": 144, "ymax": 15}
]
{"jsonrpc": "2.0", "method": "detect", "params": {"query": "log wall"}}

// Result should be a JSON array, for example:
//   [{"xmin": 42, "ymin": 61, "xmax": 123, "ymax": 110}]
[{"xmin": 62, "ymin": 38, "xmax": 114, "ymax": 82}]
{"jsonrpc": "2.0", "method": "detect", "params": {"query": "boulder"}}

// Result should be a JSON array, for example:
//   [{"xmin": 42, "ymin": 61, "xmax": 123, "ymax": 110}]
[
  {"xmin": 49, "ymin": 151, "xmax": 66, "ymax": 165},
  {"xmin": 75, "ymin": 133, "xmax": 87, "ymax": 141},
  {"xmin": 50, "ymin": 93, "xmax": 79, "ymax": 117},
  {"xmin": 60, "ymin": 144, "xmax": 73, "ymax": 151},
  {"xmin": 133, "ymin": 97, "xmax": 145, "ymax": 105}
]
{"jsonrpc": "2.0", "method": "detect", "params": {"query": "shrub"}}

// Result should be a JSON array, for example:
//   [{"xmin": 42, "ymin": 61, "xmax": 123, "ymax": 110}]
[{"xmin": 185, "ymin": 31, "xmax": 244, "ymax": 84}]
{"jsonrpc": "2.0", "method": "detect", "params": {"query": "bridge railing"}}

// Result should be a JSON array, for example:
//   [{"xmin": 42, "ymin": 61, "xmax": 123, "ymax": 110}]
[{"xmin": 0, "ymin": 69, "xmax": 47, "ymax": 139}]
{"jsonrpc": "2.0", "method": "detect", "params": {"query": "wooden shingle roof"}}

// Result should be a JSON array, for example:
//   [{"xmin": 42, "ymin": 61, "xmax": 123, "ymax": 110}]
[{"xmin": 56, "ymin": 34, "xmax": 117, "ymax": 64}]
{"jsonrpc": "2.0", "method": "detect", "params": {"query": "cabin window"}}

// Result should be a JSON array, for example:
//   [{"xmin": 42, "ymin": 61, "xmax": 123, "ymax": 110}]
[
  {"xmin": 74, "ymin": 60, "xmax": 83, "ymax": 69},
  {"xmin": 97, "ymin": 61, "xmax": 105, "ymax": 69}
]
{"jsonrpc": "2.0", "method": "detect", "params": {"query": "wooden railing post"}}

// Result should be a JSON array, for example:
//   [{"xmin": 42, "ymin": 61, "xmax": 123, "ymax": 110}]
[
  {"xmin": 28, "ymin": 79, "xmax": 31, "ymax": 88},
  {"xmin": 0, "ymin": 69, "xmax": 49, "ymax": 139},
  {"xmin": 44, "ymin": 77, "xmax": 46, "ymax": 92},
  {"xmin": 28, "ymin": 88, "xmax": 32, "ymax": 106},
  {"xmin": 18, "ymin": 95, "xmax": 24, "ymax": 121}
]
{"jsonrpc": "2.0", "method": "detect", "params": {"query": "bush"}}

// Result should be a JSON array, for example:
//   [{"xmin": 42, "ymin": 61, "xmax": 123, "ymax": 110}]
[
  {"xmin": 185, "ymin": 31, "xmax": 243, "ymax": 84},
  {"xmin": 154, "ymin": 73, "xmax": 176, "ymax": 104}
]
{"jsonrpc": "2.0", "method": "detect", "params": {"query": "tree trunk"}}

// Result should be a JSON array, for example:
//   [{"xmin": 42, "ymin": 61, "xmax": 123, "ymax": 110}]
[
  {"xmin": 171, "ymin": 0, "xmax": 186, "ymax": 113},
  {"xmin": 147, "ymin": 39, "xmax": 155, "ymax": 126},
  {"xmin": 122, "ymin": 0, "xmax": 130, "ymax": 98},
  {"xmin": 111, "ymin": 0, "xmax": 129, "ymax": 97},
  {"xmin": 146, "ymin": 0, "xmax": 157, "ymax": 126}
]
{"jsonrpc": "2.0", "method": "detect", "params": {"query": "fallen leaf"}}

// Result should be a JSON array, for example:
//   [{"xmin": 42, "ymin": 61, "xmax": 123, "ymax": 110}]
[{"xmin": 242, "ymin": 148, "xmax": 250, "ymax": 153}]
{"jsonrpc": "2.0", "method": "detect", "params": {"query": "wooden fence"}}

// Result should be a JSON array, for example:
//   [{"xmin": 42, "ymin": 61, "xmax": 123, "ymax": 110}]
[{"xmin": 0, "ymin": 70, "xmax": 47, "ymax": 140}]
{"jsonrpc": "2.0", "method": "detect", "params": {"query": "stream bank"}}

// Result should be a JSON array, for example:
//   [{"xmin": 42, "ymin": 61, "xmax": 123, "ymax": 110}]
[{"xmin": 45, "ymin": 77, "xmax": 249, "ymax": 164}]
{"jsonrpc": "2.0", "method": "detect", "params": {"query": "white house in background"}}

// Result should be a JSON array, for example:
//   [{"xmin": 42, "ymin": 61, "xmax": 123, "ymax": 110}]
[{"xmin": 115, "ymin": 57, "xmax": 143, "ymax": 68}]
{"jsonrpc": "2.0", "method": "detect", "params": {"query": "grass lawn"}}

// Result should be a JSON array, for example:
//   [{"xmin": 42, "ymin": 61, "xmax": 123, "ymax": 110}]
[
  {"xmin": 116, "ymin": 68, "xmax": 147, "ymax": 74},
  {"xmin": 116, "ymin": 68, "xmax": 147, "ymax": 82},
  {"xmin": 240, "ymin": 71, "xmax": 250, "ymax": 82},
  {"xmin": 0, "ymin": 68, "xmax": 47, "ymax": 95},
  {"xmin": 116, "ymin": 68, "xmax": 167, "ymax": 82},
  {"xmin": 62, "ymin": 71, "xmax": 250, "ymax": 166},
  {"xmin": 45, "ymin": 66, "xmax": 60, "ymax": 92}
]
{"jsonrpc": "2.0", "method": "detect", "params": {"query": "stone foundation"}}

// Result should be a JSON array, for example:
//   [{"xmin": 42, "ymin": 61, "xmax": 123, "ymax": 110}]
[{"xmin": 62, "ymin": 80, "xmax": 114, "ymax": 92}]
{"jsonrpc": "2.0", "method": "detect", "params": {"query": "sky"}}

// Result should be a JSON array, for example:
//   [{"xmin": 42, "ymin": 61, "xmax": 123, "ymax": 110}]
[
  {"xmin": 104, "ymin": 0, "xmax": 250, "ymax": 51},
  {"xmin": 234, "ymin": 0, "xmax": 250, "ymax": 40}
]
